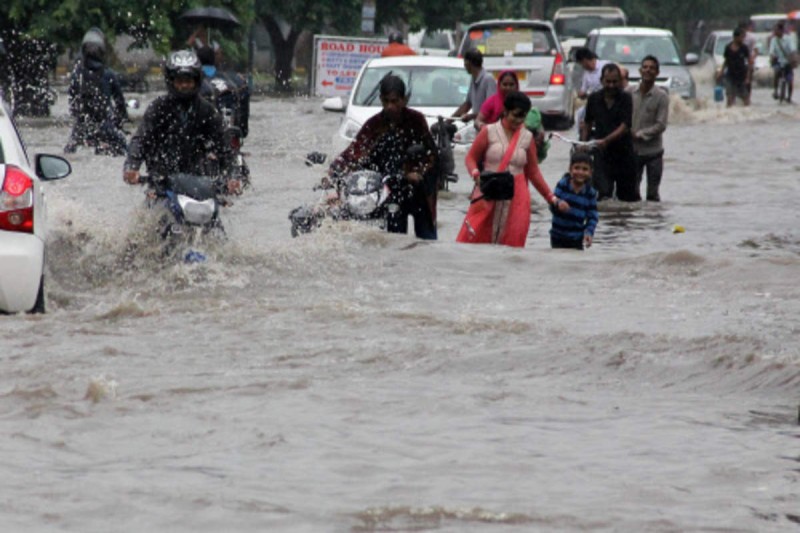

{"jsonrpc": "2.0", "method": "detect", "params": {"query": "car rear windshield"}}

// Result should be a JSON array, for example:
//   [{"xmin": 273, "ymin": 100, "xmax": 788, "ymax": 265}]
[
  {"xmin": 751, "ymin": 17, "xmax": 786, "ymax": 32},
  {"xmin": 421, "ymin": 31, "xmax": 451, "ymax": 50},
  {"xmin": 353, "ymin": 66, "xmax": 470, "ymax": 107},
  {"xmin": 555, "ymin": 17, "xmax": 625, "ymax": 39},
  {"xmin": 461, "ymin": 24, "xmax": 558, "ymax": 57},
  {"xmin": 595, "ymin": 35, "xmax": 682, "ymax": 65}
]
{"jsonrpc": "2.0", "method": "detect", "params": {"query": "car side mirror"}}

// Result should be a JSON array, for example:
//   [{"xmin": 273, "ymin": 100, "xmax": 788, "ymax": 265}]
[
  {"xmin": 322, "ymin": 96, "xmax": 346, "ymax": 112},
  {"xmin": 685, "ymin": 52, "xmax": 699, "ymax": 65},
  {"xmin": 35, "ymin": 154, "xmax": 71, "ymax": 181}
]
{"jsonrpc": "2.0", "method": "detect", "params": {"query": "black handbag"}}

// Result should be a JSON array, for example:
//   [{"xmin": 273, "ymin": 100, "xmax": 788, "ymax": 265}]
[{"xmin": 478, "ymin": 171, "xmax": 515, "ymax": 201}]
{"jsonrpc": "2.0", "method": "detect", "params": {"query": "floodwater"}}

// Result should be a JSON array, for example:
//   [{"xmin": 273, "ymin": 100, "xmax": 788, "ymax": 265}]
[{"xmin": 3, "ymin": 77, "xmax": 800, "ymax": 532}]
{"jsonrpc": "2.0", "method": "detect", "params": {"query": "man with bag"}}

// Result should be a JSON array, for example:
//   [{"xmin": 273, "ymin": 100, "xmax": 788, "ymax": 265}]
[{"xmin": 769, "ymin": 22, "xmax": 796, "ymax": 102}]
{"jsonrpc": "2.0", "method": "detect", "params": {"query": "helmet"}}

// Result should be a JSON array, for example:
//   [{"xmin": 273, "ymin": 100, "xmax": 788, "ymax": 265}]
[
  {"xmin": 388, "ymin": 32, "xmax": 403, "ymax": 44},
  {"xmin": 81, "ymin": 28, "xmax": 106, "ymax": 62},
  {"xmin": 164, "ymin": 50, "xmax": 202, "ymax": 99}
]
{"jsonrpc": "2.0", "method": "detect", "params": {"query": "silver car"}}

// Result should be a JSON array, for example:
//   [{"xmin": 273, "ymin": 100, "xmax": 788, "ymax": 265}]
[
  {"xmin": 585, "ymin": 26, "xmax": 698, "ymax": 99},
  {"xmin": 456, "ymin": 19, "xmax": 574, "ymax": 130}
]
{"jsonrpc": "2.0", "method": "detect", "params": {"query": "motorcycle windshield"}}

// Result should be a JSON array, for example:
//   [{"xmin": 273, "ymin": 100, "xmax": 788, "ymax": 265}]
[{"xmin": 167, "ymin": 173, "xmax": 217, "ymax": 200}]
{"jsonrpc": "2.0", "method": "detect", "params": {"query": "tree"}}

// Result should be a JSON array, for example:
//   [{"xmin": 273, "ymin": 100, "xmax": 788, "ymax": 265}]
[{"xmin": 254, "ymin": 0, "xmax": 361, "ymax": 91}]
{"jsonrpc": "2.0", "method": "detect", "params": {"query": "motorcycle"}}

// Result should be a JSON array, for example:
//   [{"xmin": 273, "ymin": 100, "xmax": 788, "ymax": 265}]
[
  {"xmin": 140, "ymin": 173, "xmax": 228, "ymax": 262},
  {"xmin": 288, "ymin": 169, "xmax": 414, "ymax": 238},
  {"xmin": 430, "ymin": 115, "xmax": 459, "ymax": 191},
  {"xmin": 220, "ymin": 107, "xmax": 250, "ymax": 189}
]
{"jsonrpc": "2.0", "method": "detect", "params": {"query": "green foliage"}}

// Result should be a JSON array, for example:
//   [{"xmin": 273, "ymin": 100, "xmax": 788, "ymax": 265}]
[{"xmin": 1, "ymin": 0, "xmax": 252, "ymax": 55}]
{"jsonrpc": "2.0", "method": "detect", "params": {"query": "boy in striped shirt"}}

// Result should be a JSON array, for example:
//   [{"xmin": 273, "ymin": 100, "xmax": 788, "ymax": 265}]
[{"xmin": 550, "ymin": 152, "xmax": 599, "ymax": 250}]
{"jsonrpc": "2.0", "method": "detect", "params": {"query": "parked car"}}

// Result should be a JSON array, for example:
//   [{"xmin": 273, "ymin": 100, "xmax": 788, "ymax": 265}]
[
  {"xmin": 585, "ymin": 26, "xmax": 698, "ymax": 99},
  {"xmin": 553, "ymin": 6, "xmax": 627, "ymax": 57},
  {"xmin": 322, "ymin": 56, "xmax": 472, "ymax": 154},
  {"xmin": 456, "ymin": 19, "xmax": 573, "ymax": 130},
  {"xmin": 699, "ymin": 30, "xmax": 772, "ymax": 85},
  {"xmin": 749, "ymin": 13, "xmax": 789, "ymax": 33},
  {"xmin": 408, "ymin": 29, "xmax": 457, "ymax": 56},
  {"xmin": 0, "ymin": 101, "xmax": 71, "ymax": 313}
]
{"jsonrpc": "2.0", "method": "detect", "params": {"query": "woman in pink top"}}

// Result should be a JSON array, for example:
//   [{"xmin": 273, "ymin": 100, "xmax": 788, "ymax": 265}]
[
  {"xmin": 474, "ymin": 70, "xmax": 519, "ymax": 130},
  {"xmin": 457, "ymin": 91, "xmax": 567, "ymax": 247}
]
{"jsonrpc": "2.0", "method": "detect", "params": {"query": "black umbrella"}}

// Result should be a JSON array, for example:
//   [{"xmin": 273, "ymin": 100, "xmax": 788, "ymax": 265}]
[{"xmin": 179, "ymin": 7, "xmax": 241, "ymax": 30}]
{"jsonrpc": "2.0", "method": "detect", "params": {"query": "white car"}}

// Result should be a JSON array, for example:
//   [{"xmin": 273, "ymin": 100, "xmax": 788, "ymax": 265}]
[
  {"xmin": 0, "ymin": 102, "xmax": 71, "ymax": 313},
  {"xmin": 553, "ymin": 6, "xmax": 627, "ymax": 57},
  {"xmin": 698, "ymin": 30, "xmax": 772, "ymax": 85},
  {"xmin": 456, "ymin": 19, "xmax": 574, "ymax": 130},
  {"xmin": 323, "ymin": 56, "xmax": 473, "ymax": 155},
  {"xmin": 407, "ymin": 29, "xmax": 457, "ymax": 56},
  {"xmin": 585, "ymin": 26, "xmax": 698, "ymax": 99}
]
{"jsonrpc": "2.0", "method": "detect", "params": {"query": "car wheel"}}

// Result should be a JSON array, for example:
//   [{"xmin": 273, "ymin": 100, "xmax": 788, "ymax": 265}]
[{"xmin": 29, "ymin": 276, "xmax": 46, "ymax": 314}]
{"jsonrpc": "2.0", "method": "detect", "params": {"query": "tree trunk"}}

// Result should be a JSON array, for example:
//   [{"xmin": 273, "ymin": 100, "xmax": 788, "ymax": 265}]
[
  {"xmin": 529, "ymin": 0, "xmax": 546, "ymax": 19},
  {"xmin": 261, "ymin": 15, "xmax": 301, "ymax": 92}
]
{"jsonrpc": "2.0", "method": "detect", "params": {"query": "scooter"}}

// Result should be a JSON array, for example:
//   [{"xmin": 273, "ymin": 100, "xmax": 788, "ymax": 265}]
[{"xmin": 141, "ymin": 173, "xmax": 228, "ymax": 262}]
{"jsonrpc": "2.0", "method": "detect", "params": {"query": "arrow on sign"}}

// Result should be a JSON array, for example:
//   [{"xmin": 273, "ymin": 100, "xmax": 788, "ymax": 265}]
[{"xmin": 322, "ymin": 80, "xmax": 334, "ymax": 86}]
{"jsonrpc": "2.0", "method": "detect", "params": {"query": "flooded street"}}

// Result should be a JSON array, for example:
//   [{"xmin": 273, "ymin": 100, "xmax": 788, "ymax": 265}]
[{"xmin": 2, "ymin": 78, "xmax": 800, "ymax": 532}]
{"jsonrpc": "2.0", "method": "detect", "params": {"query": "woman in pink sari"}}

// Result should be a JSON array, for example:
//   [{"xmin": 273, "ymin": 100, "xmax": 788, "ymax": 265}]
[
  {"xmin": 457, "ymin": 91, "xmax": 567, "ymax": 247},
  {"xmin": 474, "ymin": 70, "xmax": 519, "ymax": 130}
]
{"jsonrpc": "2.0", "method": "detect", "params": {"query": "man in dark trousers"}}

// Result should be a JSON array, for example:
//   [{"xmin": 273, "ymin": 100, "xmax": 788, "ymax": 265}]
[{"xmin": 581, "ymin": 63, "xmax": 638, "ymax": 202}]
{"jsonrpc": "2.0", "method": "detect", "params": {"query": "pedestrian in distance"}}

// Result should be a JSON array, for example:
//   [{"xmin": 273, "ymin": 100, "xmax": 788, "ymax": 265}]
[
  {"xmin": 380, "ymin": 32, "xmax": 416, "ymax": 57},
  {"xmin": 631, "ymin": 55, "xmax": 669, "ymax": 202},
  {"xmin": 574, "ymin": 47, "xmax": 610, "ymax": 136},
  {"xmin": 451, "ymin": 49, "xmax": 496, "ymax": 125},
  {"xmin": 769, "ymin": 22, "xmax": 795, "ymax": 103},
  {"xmin": 64, "ymin": 27, "xmax": 128, "ymax": 156},
  {"xmin": 718, "ymin": 27, "xmax": 751, "ymax": 107},
  {"xmin": 475, "ymin": 70, "xmax": 519, "ymax": 130},
  {"xmin": 457, "ymin": 91, "xmax": 566, "ymax": 247},
  {"xmin": 549, "ymin": 151, "xmax": 598, "ymax": 250}
]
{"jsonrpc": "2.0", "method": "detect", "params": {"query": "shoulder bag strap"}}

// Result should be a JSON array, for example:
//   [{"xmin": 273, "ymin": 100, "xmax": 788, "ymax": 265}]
[{"xmin": 496, "ymin": 125, "xmax": 522, "ymax": 172}]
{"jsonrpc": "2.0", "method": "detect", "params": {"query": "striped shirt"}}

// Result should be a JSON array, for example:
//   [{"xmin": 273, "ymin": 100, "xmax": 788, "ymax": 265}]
[{"xmin": 550, "ymin": 174, "xmax": 599, "ymax": 241}]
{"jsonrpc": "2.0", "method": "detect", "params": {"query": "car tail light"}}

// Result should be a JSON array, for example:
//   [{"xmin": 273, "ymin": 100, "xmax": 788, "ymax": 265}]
[
  {"xmin": 0, "ymin": 165, "xmax": 35, "ymax": 233},
  {"xmin": 230, "ymin": 135, "xmax": 241, "ymax": 151},
  {"xmin": 549, "ymin": 53, "xmax": 565, "ymax": 85}
]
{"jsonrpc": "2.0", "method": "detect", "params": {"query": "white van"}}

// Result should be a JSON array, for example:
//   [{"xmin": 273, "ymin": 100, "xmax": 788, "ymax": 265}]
[{"xmin": 553, "ymin": 6, "xmax": 627, "ymax": 56}]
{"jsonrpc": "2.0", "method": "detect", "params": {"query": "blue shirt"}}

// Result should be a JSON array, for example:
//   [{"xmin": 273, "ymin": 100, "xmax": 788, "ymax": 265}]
[{"xmin": 550, "ymin": 174, "xmax": 599, "ymax": 240}]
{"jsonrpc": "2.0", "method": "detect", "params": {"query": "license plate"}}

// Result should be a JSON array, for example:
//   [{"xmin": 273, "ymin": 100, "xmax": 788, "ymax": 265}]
[{"xmin": 493, "ymin": 70, "xmax": 527, "ymax": 81}]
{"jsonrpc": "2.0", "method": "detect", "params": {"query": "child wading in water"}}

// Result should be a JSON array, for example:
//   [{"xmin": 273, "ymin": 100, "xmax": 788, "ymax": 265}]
[{"xmin": 550, "ymin": 152, "xmax": 599, "ymax": 250}]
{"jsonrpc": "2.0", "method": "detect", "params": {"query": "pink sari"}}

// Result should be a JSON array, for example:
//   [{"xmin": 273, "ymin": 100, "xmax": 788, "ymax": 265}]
[
  {"xmin": 456, "ymin": 121, "xmax": 554, "ymax": 247},
  {"xmin": 478, "ymin": 71, "xmax": 520, "ymax": 125}
]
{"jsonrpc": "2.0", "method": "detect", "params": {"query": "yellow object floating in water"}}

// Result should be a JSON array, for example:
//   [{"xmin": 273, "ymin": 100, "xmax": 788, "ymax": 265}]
[{"xmin": 672, "ymin": 225, "xmax": 685, "ymax": 234}]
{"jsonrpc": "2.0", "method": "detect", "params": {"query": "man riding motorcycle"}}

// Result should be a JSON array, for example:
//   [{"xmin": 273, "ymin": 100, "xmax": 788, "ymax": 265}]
[
  {"xmin": 328, "ymin": 75, "xmax": 439, "ymax": 239},
  {"xmin": 65, "ymin": 28, "xmax": 128, "ymax": 155},
  {"xmin": 122, "ymin": 50, "xmax": 240, "ymax": 194}
]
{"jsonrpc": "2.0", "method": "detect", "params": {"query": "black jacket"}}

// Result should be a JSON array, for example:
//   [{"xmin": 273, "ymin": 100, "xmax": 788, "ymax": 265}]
[
  {"xmin": 68, "ymin": 58, "xmax": 128, "ymax": 126},
  {"xmin": 125, "ymin": 94, "xmax": 233, "ymax": 178}
]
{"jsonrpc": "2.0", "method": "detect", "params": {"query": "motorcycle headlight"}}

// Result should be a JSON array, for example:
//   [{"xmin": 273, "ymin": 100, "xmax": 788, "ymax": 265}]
[
  {"xmin": 177, "ymin": 194, "xmax": 216, "ymax": 225},
  {"xmin": 345, "ymin": 191, "xmax": 380, "ymax": 218},
  {"xmin": 342, "ymin": 119, "xmax": 361, "ymax": 141}
]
